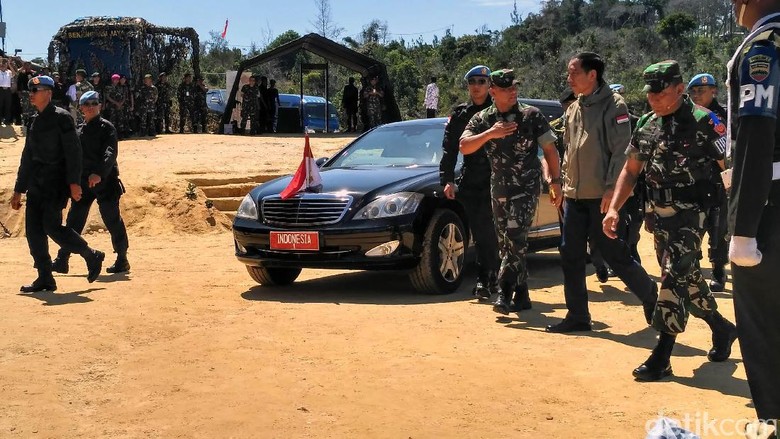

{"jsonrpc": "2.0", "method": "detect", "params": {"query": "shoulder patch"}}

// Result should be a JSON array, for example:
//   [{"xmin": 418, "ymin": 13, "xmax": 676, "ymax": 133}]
[
  {"xmin": 739, "ymin": 41, "xmax": 780, "ymax": 119},
  {"xmin": 749, "ymin": 54, "xmax": 772, "ymax": 82},
  {"xmin": 707, "ymin": 111, "xmax": 727, "ymax": 136},
  {"xmin": 616, "ymin": 114, "xmax": 629, "ymax": 124}
]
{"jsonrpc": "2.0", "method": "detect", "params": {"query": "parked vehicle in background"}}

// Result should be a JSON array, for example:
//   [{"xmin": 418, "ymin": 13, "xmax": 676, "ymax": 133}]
[
  {"xmin": 277, "ymin": 94, "xmax": 340, "ymax": 133},
  {"xmin": 206, "ymin": 89, "xmax": 228, "ymax": 114},
  {"xmin": 519, "ymin": 98, "xmax": 564, "ymax": 122}
]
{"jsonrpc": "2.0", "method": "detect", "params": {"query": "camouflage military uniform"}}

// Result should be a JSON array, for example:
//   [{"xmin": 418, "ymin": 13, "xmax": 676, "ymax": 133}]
[
  {"xmin": 628, "ymin": 96, "xmax": 726, "ymax": 334},
  {"xmin": 105, "ymin": 84, "xmax": 128, "ymax": 136},
  {"xmin": 463, "ymin": 102, "xmax": 556, "ymax": 294},
  {"xmin": 177, "ymin": 80, "xmax": 195, "ymax": 133},
  {"xmin": 192, "ymin": 81, "xmax": 208, "ymax": 133},
  {"xmin": 156, "ymin": 79, "xmax": 172, "ymax": 134},
  {"xmin": 71, "ymin": 80, "xmax": 94, "ymax": 125},
  {"xmin": 137, "ymin": 84, "xmax": 158, "ymax": 136},
  {"xmin": 239, "ymin": 83, "xmax": 259, "ymax": 134}
]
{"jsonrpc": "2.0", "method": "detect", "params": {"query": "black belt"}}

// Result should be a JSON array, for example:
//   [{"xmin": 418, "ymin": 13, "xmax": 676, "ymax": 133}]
[
  {"xmin": 0, "ymin": 87, "xmax": 10, "ymax": 90},
  {"xmin": 648, "ymin": 185, "xmax": 701, "ymax": 205}
]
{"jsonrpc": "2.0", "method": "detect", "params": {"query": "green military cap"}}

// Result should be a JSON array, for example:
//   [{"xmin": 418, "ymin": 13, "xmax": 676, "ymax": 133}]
[
  {"xmin": 490, "ymin": 69, "xmax": 518, "ymax": 88},
  {"xmin": 75, "ymin": 68, "xmax": 87, "ymax": 77},
  {"xmin": 642, "ymin": 60, "xmax": 683, "ymax": 93},
  {"xmin": 144, "ymin": 73, "xmax": 153, "ymax": 79}
]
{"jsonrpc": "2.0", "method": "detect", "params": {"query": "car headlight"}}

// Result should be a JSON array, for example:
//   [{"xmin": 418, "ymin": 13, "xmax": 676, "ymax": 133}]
[
  {"xmin": 354, "ymin": 192, "xmax": 423, "ymax": 220},
  {"xmin": 236, "ymin": 194, "xmax": 258, "ymax": 220}
]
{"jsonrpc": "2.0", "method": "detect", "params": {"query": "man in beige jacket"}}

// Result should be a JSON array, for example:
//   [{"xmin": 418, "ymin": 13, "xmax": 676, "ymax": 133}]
[{"xmin": 546, "ymin": 52, "xmax": 657, "ymax": 333}]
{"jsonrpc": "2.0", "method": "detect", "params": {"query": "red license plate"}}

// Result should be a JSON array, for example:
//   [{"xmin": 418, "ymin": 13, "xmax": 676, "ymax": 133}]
[{"xmin": 269, "ymin": 231, "xmax": 320, "ymax": 251}]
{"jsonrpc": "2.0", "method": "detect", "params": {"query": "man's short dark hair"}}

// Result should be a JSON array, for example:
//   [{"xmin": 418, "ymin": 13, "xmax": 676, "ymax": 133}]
[
  {"xmin": 574, "ymin": 52, "xmax": 605, "ymax": 84},
  {"xmin": 430, "ymin": 76, "xmax": 437, "ymax": 83}
]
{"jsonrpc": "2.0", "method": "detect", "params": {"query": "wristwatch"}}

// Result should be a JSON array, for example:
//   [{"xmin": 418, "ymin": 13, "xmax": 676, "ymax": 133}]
[{"xmin": 548, "ymin": 177, "xmax": 562, "ymax": 184}]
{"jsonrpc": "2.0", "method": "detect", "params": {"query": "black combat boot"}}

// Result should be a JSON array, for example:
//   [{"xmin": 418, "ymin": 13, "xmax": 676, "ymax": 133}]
[
  {"xmin": 702, "ymin": 311, "xmax": 738, "ymax": 362},
  {"xmin": 595, "ymin": 265, "xmax": 609, "ymax": 283},
  {"xmin": 510, "ymin": 283, "xmax": 532, "ymax": 312},
  {"xmin": 82, "ymin": 249, "xmax": 105, "ymax": 283},
  {"xmin": 51, "ymin": 253, "xmax": 70, "ymax": 274},
  {"xmin": 492, "ymin": 283, "xmax": 512, "ymax": 315},
  {"xmin": 709, "ymin": 265, "xmax": 727, "ymax": 292},
  {"xmin": 106, "ymin": 254, "xmax": 131, "ymax": 274},
  {"xmin": 472, "ymin": 271, "xmax": 492, "ymax": 301},
  {"xmin": 20, "ymin": 267, "xmax": 57, "ymax": 293},
  {"xmin": 633, "ymin": 332, "xmax": 675, "ymax": 381}
]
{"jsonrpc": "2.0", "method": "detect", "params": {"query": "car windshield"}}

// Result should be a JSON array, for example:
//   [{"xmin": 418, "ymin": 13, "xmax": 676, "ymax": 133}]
[
  {"xmin": 305, "ymin": 103, "xmax": 338, "ymax": 120},
  {"xmin": 328, "ymin": 123, "xmax": 446, "ymax": 168}
]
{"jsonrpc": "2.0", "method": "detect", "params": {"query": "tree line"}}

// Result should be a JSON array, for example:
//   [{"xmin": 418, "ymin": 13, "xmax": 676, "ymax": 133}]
[{"xmin": 199, "ymin": 0, "xmax": 739, "ymax": 122}]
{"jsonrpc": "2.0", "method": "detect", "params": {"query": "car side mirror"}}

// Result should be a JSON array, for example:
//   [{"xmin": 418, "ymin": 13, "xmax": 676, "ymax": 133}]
[{"xmin": 315, "ymin": 157, "xmax": 329, "ymax": 167}]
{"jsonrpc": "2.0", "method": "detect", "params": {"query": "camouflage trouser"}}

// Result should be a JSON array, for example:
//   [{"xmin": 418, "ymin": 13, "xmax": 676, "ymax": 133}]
[
  {"xmin": 20, "ymin": 91, "xmax": 34, "ymax": 127},
  {"xmin": 138, "ymin": 108, "xmax": 156, "ymax": 135},
  {"xmin": 156, "ymin": 103, "xmax": 171, "ymax": 133},
  {"xmin": 240, "ymin": 103, "xmax": 258, "ymax": 133},
  {"xmin": 70, "ymin": 102, "xmax": 85, "ymax": 126},
  {"xmin": 367, "ymin": 99, "xmax": 382, "ymax": 129},
  {"xmin": 109, "ymin": 106, "xmax": 128, "ymax": 135},
  {"xmin": 491, "ymin": 179, "xmax": 540, "ymax": 291},
  {"xmin": 652, "ymin": 208, "xmax": 717, "ymax": 334},
  {"xmin": 179, "ymin": 102, "xmax": 195, "ymax": 133}
]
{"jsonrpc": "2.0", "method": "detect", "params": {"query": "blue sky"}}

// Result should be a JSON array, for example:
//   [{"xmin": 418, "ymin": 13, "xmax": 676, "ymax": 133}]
[{"xmin": 2, "ymin": 0, "xmax": 541, "ymax": 60}]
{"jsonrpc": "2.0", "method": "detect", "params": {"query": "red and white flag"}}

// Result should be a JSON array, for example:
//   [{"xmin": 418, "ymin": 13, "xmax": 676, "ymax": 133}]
[
  {"xmin": 280, "ymin": 133, "xmax": 323, "ymax": 199},
  {"xmin": 221, "ymin": 19, "xmax": 229, "ymax": 39}
]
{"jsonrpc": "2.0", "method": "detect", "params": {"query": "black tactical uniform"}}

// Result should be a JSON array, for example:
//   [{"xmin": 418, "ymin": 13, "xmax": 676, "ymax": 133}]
[
  {"xmin": 702, "ymin": 98, "xmax": 729, "ymax": 291},
  {"xmin": 728, "ymin": 13, "xmax": 780, "ymax": 426},
  {"xmin": 53, "ymin": 115, "xmax": 130, "ymax": 274},
  {"xmin": 439, "ymin": 95, "xmax": 499, "ymax": 300},
  {"xmin": 13, "ymin": 98, "xmax": 104, "ymax": 291}
]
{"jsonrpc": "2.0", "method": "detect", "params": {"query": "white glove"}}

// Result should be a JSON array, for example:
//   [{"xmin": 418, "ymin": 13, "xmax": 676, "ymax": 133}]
[{"xmin": 729, "ymin": 236, "xmax": 763, "ymax": 267}]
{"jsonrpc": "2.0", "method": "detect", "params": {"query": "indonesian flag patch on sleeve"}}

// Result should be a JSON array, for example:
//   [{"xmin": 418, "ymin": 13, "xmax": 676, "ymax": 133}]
[{"xmin": 616, "ymin": 114, "xmax": 630, "ymax": 124}]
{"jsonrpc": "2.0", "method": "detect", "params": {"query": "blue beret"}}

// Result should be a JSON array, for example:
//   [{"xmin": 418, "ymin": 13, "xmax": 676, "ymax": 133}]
[
  {"xmin": 464, "ymin": 65, "xmax": 491, "ymax": 80},
  {"xmin": 28, "ymin": 75, "xmax": 54, "ymax": 89},
  {"xmin": 79, "ymin": 90, "xmax": 100, "ymax": 105},
  {"xmin": 609, "ymin": 83, "xmax": 625, "ymax": 94},
  {"xmin": 688, "ymin": 73, "xmax": 716, "ymax": 89}
]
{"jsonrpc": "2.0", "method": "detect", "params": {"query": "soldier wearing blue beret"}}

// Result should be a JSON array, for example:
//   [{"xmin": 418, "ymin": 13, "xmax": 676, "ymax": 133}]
[
  {"xmin": 686, "ymin": 73, "xmax": 730, "ymax": 292},
  {"xmin": 9, "ymin": 76, "xmax": 105, "ymax": 292},
  {"xmin": 439, "ymin": 65, "xmax": 501, "ymax": 302},
  {"xmin": 52, "ymin": 90, "xmax": 130, "ymax": 275}
]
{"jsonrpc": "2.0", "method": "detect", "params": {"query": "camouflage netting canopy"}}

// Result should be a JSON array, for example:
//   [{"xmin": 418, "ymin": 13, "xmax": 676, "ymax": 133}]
[{"xmin": 48, "ymin": 16, "xmax": 200, "ymax": 79}]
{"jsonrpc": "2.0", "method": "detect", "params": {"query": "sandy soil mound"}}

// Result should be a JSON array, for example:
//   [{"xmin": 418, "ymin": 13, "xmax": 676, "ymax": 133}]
[{"xmin": 0, "ymin": 131, "xmax": 354, "ymax": 239}]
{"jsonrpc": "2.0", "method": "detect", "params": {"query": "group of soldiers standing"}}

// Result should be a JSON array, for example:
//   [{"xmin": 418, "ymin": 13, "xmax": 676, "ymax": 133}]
[
  {"xmin": 238, "ymin": 75, "xmax": 280, "ymax": 135},
  {"xmin": 62, "ymin": 69, "xmax": 210, "ymax": 138},
  {"xmin": 439, "ymin": 1, "xmax": 779, "ymax": 432}
]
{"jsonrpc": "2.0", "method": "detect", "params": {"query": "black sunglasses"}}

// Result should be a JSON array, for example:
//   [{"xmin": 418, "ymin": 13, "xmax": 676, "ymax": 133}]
[
  {"xmin": 29, "ymin": 87, "xmax": 51, "ymax": 93},
  {"xmin": 80, "ymin": 101, "xmax": 100, "ymax": 107},
  {"xmin": 467, "ymin": 77, "xmax": 488, "ymax": 85}
]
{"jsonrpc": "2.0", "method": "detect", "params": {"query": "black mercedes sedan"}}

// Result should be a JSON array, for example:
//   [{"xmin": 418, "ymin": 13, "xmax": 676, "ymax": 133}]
[{"xmin": 233, "ymin": 117, "xmax": 561, "ymax": 295}]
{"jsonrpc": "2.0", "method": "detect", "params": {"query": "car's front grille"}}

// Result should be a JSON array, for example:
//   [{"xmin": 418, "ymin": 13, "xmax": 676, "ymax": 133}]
[{"xmin": 261, "ymin": 195, "xmax": 352, "ymax": 226}]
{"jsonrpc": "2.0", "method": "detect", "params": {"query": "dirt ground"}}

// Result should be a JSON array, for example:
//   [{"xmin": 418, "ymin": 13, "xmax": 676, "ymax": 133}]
[{"xmin": 0, "ymin": 127, "xmax": 756, "ymax": 438}]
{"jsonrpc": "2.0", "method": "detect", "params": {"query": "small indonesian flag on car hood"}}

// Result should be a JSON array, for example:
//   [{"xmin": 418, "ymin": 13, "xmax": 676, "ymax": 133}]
[
  {"xmin": 280, "ymin": 132, "xmax": 323, "ymax": 199},
  {"xmin": 616, "ymin": 114, "xmax": 630, "ymax": 124}
]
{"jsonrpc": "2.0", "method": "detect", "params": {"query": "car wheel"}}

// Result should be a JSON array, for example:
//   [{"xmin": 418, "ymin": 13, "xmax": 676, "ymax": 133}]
[
  {"xmin": 246, "ymin": 266, "xmax": 302, "ymax": 286},
  {"xmin": 409, "ymin": 209, "xmax": 467, "ymax": 294}
]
